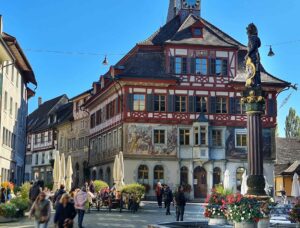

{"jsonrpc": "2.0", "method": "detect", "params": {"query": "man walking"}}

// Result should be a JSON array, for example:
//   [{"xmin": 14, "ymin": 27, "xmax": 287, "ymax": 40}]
[
  {"xmin": 163, "ymin": 185, "xmax": 173, "ymax": 215},
  {"xmin": 175, "ymin": 186, "xmax": 186, "ymax": 221},
  {"xmin": 74, "ymin": 187, "xmax": 88, "ymax": 228}
]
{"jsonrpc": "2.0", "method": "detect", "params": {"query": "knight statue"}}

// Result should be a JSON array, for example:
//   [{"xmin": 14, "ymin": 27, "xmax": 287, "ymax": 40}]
[{"xmin": 245, "ymin": 23, "xmax": 261, "ymax": 88}]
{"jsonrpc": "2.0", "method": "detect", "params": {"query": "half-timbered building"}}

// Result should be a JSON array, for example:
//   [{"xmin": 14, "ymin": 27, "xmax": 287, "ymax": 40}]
[{"xmin": 84, "ymin": 0, "xmax": 289, "ymax": 199}]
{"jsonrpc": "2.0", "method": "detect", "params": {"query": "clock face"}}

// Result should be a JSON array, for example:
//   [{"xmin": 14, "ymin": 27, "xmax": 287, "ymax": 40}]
[{"xmin": 183, "ymin": 0, "xmax": 200, "ymax": 9}]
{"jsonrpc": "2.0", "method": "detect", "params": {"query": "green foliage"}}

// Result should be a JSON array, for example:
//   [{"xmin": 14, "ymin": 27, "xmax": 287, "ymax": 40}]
[
  {"xmin": 20, "ymin": 182, "xmax": 31, "ymax": 200},
  {"xmin": 0, "ymin": 203, "xmax": 17, "ymax": 218},
  {"xmin": 121, "ymin": 183, "xmax": 145, "ymax": 198},
  {"xmin": 215, "ymin": 185, "xmax": 233, "ymax": 196},
  {"xmin": 10, "ymin": 197, "xmax": 30, "ymax": 212},
  {"xmin": 94, "ymin": 180, "xmax": 109, "ymax": 192},
  {"xmin": 45, "ymin": 183, "xmax": 53, "ymax": 191},
  {"xmin": 285, "ymin": 108, "xmax": 300, "ymax": 138}
]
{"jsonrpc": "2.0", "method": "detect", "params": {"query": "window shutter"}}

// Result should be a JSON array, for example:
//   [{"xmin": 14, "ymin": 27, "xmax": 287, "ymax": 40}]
[
  {"xmin": 127, "ymin": 94, "xmax": 134, "ymax": 112},
  {"xmin": 229, "ymin": 97, "xmax": 236, "ymax": 114},
  {"xmin": 146, "ymin": 94, "xmax": 154, "ymax": 112},
  {"xmin": 182, "ymin": 57, "xmax": 187, "ymax": 74},
  {"xmin": 115, "ymin": 97, "xmax": 119, "ymax": 113},
  {"xmin": 208, "ymin": 126, "xmax": 212, "ymax": 147},
  {"xmin": 188, "ymin": 96, "xmax": 194, "ymax": 113},
  {"xmin": 210, "ymin": 59, "xmax": 216, "ymax": 75},
  {"xmin": 268, "ymin": 99, "xmax": 275, "ymax": 116},
  {"xmin": 170, "ymin": 56, "xmax": 175, "ymax": 74},
  {"xmin": 210, "ymin": 97, "xmax": 216, "ymax": 113},
  {"xmin": 190, "ymin": 58, "xmax": 195, "ymax": 74},
  {"xmin": 167, "ymin": 95, "xmax": 174, "ymax": 112}
]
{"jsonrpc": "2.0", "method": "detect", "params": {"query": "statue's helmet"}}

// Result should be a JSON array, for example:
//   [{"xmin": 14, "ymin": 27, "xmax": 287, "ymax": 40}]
[{"xmin": 246, "ymin": 23, "xmax": 258, "ymax": 36}]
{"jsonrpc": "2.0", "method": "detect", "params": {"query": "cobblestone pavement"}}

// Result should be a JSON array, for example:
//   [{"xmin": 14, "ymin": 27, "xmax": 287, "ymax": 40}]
[{"xmin": 0, "ymin": 202, "xmax": 205, "ymax": 228}]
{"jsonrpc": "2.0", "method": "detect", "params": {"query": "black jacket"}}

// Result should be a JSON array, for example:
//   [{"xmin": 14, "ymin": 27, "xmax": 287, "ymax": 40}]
[
  {"xmin": 175, "ymin": 191, "xmax": 186, "ymax": 206},
  {"xmin": 54, "ymin": 202, "xmax": 77, "ymax": 228}
]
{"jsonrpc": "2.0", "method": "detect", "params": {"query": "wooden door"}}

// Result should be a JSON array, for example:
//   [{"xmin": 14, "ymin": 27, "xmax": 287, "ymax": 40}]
[{"xmin": 194, "ymin": 166, "xmax": 207, "ymax": 198}]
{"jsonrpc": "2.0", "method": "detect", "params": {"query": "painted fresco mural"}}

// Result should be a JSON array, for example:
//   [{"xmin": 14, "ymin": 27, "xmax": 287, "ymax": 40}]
[
  {"xmin": 126, "ymin": 124, "xmax": 177, "ymax": 155},
  {"xmin": 225, "ymin": 127, "xmax": 273, "ymax": 159}
]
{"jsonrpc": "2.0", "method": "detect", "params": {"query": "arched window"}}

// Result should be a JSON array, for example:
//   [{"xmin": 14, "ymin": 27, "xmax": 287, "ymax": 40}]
[
  {"xmin": 236, "ymin": 167, "xmax": 245, "ymax": 192},
  {"xmin": 99, "ymin": 169, "xmax": 103, "ymax": 180},
  {"xmin": 213, "ymin": 167, "xmax": 221, "ymax": 186},
  {"xmin": 92, "ymin": 170, "xmax": 96, "ymax": 181},
  {"xmin": 154, "ymin": 165, "xmax": 164, "ymax": 183},
  {"xmin": 106, "ymin": 167, "xmax": 111, "ymax": 186},
  {"xmin": 138, "ymin": 165, "xmax": 149, "ymax": 183},
  {"xmin": 180, "ymin": 166, "xmax": 188, "ymax": 185}
]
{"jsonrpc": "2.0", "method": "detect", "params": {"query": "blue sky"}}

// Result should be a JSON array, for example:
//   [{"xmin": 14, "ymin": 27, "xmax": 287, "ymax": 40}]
[{"xmin": 1, "ymin": 0, "xmax": 299, "ymax": 136}]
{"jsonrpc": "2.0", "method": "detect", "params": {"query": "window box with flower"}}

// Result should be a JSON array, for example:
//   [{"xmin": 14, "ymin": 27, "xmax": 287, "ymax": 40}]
[
  {"xmin": 225, "ymin": 193, "xmax": 263, "ymax": 228},
  {"xmin": 204, "ymin": 186, "xmax": 230, "ymax": 226}
]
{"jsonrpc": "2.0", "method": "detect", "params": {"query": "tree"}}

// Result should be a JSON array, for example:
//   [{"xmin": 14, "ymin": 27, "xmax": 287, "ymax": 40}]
[{"xmin": 285, "ymin": 108, "xmax": 300, "ymax": 138}]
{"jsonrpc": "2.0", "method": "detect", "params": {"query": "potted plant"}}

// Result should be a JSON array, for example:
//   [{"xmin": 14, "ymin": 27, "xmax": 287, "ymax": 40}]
[
  {"xmin": 0, "ymin": 203, "xmax": 17, "ymax": 222},
  {"xmin": 258, "ymin": 198, "xmax": 277, "ymax": 228},
  {"xmin": 10, "ymin": 197, "xmax": 30, "ymax": 217},
  {"xmin": 204, "ymin": 187, "xmax": 228, "ymax": 226},
  {"xmin": 93, "ymin": 180, "xmax": 109, "ymax": 192},
  {"xmin": 225, "ymin": 193, "xmax": 262, "ymax": 228},
  {"xmin": 289, "ymin": 199, "xmax": 300, "ymax": 228}
]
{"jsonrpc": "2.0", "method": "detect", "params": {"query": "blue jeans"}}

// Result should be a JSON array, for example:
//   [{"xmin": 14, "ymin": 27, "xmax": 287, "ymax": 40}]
[
  {"xmin": 77, "ymin": 209, "xmax": 85, "ymax": 228},
  {"xmin": 34, "ymin": 221, "xmax": 48, "ymax": 228}
]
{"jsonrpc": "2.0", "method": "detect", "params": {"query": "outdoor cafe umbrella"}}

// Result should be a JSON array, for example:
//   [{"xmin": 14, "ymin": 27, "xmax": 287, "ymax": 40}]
[
  {"xmin": 119, "ymin": 151, "xmax": 125, "ymax": 187},
  {"xmin": 241, "ymin": 170, "xmax": 248, "ymax": 195},
  {"xmin": 223, "ymin": 169, "xmax": 232, "ymax": 190},
  {"xmin": 60, "ymin": 153, "xmax": 66, "ymax": 187},
  {"xmin": 291, "ymin": 173, "xmax": 300, "ymax": 197},
  {"xmin": 113, "ymin": 154, "xmax": 120, "ymax": 187},
  {"xmin": 53, "ymin": 151, "xmax": 61, "ymax": 191},
  {"xmin": 66, "ymin": 155, "xmax": 73, "ymax": 192}
]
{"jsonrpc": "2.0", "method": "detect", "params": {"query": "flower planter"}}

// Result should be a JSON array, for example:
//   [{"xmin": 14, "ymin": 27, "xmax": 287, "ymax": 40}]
[
  {"xmin": 208, "ymin": 217, "xmax": 227, "ymax": 226},
  {"xmin": 234, "ymin": 222, "xmax": 257, "ymax": 228},
  {"xmin": 257, "ymin": 217, "xmax": 270, "ymax": 228}
]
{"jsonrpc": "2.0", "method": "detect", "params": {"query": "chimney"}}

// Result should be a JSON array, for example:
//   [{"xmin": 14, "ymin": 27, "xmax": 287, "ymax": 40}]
[
  {"xmin": 0, "ymin": 15, "xmax": 3, "ymax": 34},
  {"xmin": 38, "ymin": 97, "xmax": 42, "ymax": 107}
]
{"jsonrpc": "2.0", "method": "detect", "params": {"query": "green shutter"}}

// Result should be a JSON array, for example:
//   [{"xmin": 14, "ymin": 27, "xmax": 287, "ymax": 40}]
[
  {"xmin": 146, "ymin": 94, "xmax": 154, "ymax": 112},
  {"xmin": 170, "ymin": 56, "xmax": 175, "ymax": 74},
  {"xmin": 268, "ymin": 99, "xmax": 275, "ymax": 117},
  {"xmin": 188, "ymin": 96, "xmax": 195, "ymax": 113},
  {"xmin": 210, "ymin": 59, "xmax": 216, "ymax": 75},
  {"xmin": 182, "ymin": 57, "xmax": 187, "ymax": 74},
  {"xmin": 127, "ymin": 94, "xmax": 134, "ymax": 112},
  {"xmin": 190, "ymin": 58, "xmax": 195, "ymax": 74},
  {"xmin": 210, "ymin": 97, "xmax": 216, "ymax": 113},
  {"xmin": 229, "ymin": 97, "xmax": 236, "ymax": 114},
  {"xmin": 167, "ymin": 95, "xmax": 174, "ymax": 112}
]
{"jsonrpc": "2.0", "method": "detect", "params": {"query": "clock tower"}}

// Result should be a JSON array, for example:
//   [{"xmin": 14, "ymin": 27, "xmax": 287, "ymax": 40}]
[{"xmin": 167, "ymin": 0, "xmax": 201, "ymax": 22}]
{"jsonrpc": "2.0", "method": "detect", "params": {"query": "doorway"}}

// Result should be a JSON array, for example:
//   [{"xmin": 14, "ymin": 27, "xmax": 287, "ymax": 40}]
[{"xmin": 193, "ymin": 166, "xmax": 207, "ymax": 198}]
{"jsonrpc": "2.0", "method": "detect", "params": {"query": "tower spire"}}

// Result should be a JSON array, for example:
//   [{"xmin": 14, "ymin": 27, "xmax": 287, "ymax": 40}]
[{"xmin": 167, "ymin": 0, "xmax": 178, "ymax": 22}]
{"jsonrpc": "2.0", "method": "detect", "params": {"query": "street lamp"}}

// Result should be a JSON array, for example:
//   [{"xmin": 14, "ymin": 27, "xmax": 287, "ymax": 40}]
[
  {"xmin": 268, "ymin": 46, "xmax": 275, "ymax": 57},
  {"xmin": 102, "ymin": 55, "xmax": 108, "ymax": 66}
]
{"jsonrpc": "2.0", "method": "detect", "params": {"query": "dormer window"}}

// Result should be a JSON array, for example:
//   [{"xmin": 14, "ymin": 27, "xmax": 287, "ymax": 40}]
[{"xmin": 193, "ymin": 27, "xmax": 203, "ymax": 37}]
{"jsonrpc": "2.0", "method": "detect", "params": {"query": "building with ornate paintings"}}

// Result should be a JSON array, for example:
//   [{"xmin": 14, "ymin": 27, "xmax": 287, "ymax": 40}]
[{"xmin": 84, "ymin": 0, "xmax": 290, "ymax": 199}]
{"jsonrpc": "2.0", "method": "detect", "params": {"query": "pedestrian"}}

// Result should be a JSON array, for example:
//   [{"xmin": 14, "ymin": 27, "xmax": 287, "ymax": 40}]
[
  {"xmin": 155, "ymin": 182, "xmax": 163, "ymax": 208},
  {"xmin": 74, "ymin": 187, "xmax": 87, "ymax": 228},
  {"xmin": 29, "ymin": 192, "xmax": 51, "ymax": 228},
  {"xmin": 54, "ymin": 193, "xmax": 77, "ymax": 228},
  {"xmin": 175, "ymin": 186, "xmax": 186, "ymax": 221},
  {"xmin": 89, "ymin": 181, "xmax": 95, "ymax": 194},
  {"xmin": 53, "ymin": 184, "xmax": 66, "ymax": 209},
  {"xmin": 29, "ymin": 181, "xmax": 41, "ymax": 205},
  {"xmin": 163, "ymin": 185, "xmax": 173, "ymax": 215},
  {"xmin": 0, "ymin": 188, "xmax": 5, "ymax": 203}
]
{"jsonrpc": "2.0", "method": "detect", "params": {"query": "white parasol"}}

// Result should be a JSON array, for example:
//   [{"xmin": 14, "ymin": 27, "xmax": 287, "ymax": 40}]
[
  {"xmin": 118, "ymin": 151, "xmax": 125, "ymax": 187},
  {"xmin": 291, "ymin": 173, "xmax": 300, "ymax": 198},
  {"xmin": 60, "ymin": 153, "xmax": 66, "ymax": 187},
  {"xmin": 53, "ymin": 151, "xmax": 61, "ymax": 191},
  {"xmin": 65, "ymin": 155, "xmax": 73, "ymax": 192},
  {"xmin": 223, "ymin": 169, "xmax": 232, "ymax": 190},
  {"xmin": 241, "ymin": 170, "xmax": 248, "ymax": 195},
  {"xmin": 113, "ymin": 154, "xmax": 120, "ymax": 187}
]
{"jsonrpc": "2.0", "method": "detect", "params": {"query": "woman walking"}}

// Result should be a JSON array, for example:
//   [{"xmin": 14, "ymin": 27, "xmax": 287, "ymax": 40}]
[
  {"xmin": 54, "ymin": 193, "xmax": 77, "ymax": 228},
  {"xmin": 74, "ymin": 187, "xmax": 87, "ymax": 228},
  {"xmin": 29, "ymin": 192, "xmax": 51, "ymax": 228}
]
